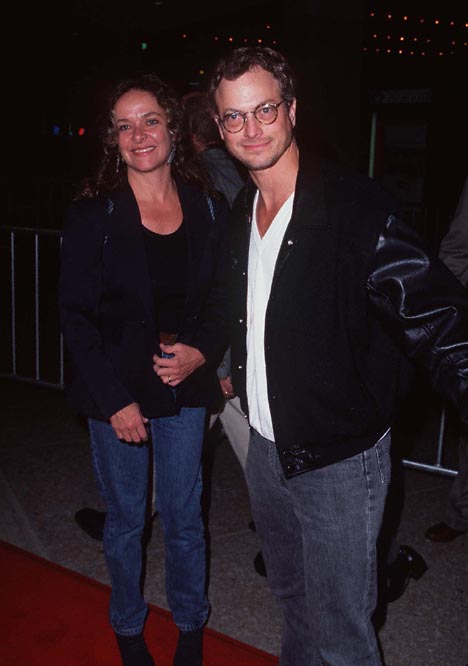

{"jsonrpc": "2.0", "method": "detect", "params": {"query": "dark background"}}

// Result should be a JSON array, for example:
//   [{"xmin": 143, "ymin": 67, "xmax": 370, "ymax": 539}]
[{"xmin": 3, "ymin": 0, "xmax": 468, "ymax": 243}]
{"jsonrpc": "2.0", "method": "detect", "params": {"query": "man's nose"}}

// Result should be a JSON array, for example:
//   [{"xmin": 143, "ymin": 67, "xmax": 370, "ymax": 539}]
[{"xmin": 243, "ymin": 113, "xmax": 262, "ymax": 138}]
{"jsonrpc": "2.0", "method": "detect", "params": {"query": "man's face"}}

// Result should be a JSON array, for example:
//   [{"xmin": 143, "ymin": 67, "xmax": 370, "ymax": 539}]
[{"xmin": 214, "ymin": 66, "xmax": 296, "ymax": 173}]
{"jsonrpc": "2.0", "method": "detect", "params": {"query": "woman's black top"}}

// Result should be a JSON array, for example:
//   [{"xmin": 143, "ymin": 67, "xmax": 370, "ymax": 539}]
[{"xmin": 142, "ymin": 221, "xmax": 187, "ymax": 339}]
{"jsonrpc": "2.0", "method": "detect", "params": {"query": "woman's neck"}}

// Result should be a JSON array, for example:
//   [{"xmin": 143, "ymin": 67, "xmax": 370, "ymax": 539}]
[{"xmin": 127, "ymin": 165, "xmax": 176, "ymax": 206}]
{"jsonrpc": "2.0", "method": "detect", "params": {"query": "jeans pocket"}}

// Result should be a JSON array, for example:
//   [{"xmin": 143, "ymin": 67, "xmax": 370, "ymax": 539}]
[{"xmin": 374, "ymin": 430, "xmax": 392, "ymax": 485}]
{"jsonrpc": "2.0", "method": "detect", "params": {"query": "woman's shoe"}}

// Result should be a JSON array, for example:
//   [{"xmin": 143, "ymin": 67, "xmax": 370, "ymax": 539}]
[
  {"xmin": 115, "ymin": 632, "xmax": 155, "ymax": 666},
  {"xmin": 173, "ymin": 628, "xmax": 203, "ymax": 666},
  {"xmin": 386, "ymin": 545, "xmax": 428, "ymax": 602},
  {"xmin": 74, "ymin": 507, "xmax": 106, "ymax": 540}
]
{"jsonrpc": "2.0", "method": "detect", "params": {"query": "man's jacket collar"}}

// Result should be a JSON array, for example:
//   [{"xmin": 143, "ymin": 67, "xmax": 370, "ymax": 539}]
[{"xmin": 240, "ymin": 153, "xmax": 330, "ymax": 230}]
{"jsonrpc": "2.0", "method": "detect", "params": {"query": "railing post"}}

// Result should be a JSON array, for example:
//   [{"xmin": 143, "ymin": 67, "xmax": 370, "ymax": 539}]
[
  {"xmin": 10, "ymin": 231, "xmax": 16, "ymax": 376},
  {"xmin": 34, "ymin": 233, "xmax": 40, "ymax": 381}
]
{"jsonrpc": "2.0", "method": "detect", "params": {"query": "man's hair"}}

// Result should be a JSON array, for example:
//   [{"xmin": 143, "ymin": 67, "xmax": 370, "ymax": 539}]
[
  {"xmin": 208, "ymin": 47, "xmax": 297, "ymax": 109},
  {"xmin": 182, "ymin": 92, "xmax": 221, "ymax": 149}
]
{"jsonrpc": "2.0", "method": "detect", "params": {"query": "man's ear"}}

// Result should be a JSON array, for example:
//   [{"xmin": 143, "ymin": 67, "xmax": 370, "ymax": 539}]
[
  {"xmin": 214, "ymin": 116, "xmax": 225, "ymax": 142},
  {"xmin": 288, "ymin": 98, "xmax": 297, "ymax": 128}
]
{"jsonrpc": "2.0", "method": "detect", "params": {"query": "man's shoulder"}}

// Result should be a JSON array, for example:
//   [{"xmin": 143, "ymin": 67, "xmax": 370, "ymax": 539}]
[{"xmin": 300, "ymin": 155, "xmax": 396, "ymax": 212}]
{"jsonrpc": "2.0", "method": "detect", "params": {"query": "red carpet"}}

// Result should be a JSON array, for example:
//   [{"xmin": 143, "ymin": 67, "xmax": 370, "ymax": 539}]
[{"xmin": 1, "ymin": 540, "xmax": 278, "ymax": 665}]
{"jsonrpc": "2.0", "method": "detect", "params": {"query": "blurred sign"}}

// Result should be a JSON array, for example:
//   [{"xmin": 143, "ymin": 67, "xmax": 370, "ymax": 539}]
[{"xmin": 370, "ymin": 89, "xmax": 432, "ymax": 105}]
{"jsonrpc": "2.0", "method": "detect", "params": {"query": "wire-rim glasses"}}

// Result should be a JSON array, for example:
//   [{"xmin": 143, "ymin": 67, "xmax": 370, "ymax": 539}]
[{"xmin": 219, "ymin": 100, "xmax": 287, "ymax": 133}]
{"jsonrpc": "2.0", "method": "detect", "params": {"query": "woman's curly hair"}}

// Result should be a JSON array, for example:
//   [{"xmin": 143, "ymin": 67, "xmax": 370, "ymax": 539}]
[{"xmin": 78, "ymin": 73, "xmax": 211, "ymax": 199}]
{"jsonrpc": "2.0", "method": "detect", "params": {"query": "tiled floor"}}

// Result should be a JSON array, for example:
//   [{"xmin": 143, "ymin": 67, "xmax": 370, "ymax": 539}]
[{"xmin": 1, "ymin": 378, "xmax": 467, "ymax": 666}]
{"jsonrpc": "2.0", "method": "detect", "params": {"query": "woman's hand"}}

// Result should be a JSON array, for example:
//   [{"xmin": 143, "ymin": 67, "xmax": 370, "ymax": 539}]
[
  {"xmin": 220, "ymin": 376, "xmax": 235, "ymax": 400},
  {"xmin": 110, "ymin": 402, "xmax": 149, "ymax": 443},
  {"xmin": 153, "ymin": 343, "xmax": 205, "ymax": 387}
]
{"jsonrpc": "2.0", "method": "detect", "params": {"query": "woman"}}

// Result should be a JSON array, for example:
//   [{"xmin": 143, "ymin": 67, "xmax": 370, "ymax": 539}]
[{"xmin": 59, "ymin": 73, "xmax": 229, "ymax": 666}]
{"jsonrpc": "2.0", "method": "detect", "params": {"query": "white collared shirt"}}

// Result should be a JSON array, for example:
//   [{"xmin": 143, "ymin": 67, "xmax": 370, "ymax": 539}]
[{"xmin": 246, "ymin": 190, "xmax": 295, "ymax": 441}]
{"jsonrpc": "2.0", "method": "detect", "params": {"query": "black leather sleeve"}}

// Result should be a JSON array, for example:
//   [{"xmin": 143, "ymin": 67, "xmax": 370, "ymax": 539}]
[{"xmin": 366, "ymin": 214, "xmax": 468, "ymax": 427}]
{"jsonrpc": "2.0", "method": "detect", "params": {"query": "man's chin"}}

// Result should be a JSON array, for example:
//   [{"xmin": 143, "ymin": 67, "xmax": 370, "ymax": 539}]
[{"xmin": 242, "ymin": 156, "xmax": 277, "ymax": 172}]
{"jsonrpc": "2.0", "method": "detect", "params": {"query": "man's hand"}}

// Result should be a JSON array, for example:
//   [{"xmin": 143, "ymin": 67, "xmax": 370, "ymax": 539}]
[
  {"xmin": 110, "ymin": 402, "xmax": 149, "ymax": 443},
  {"xmin": 153, "ymin": 343, "xmax": 205, "ymax": 387}
]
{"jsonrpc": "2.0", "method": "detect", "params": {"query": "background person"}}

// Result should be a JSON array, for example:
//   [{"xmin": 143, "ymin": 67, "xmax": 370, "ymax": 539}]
[
  {"xmin": 59, "ymin": 72, "xmax": 229, "ymax": 666},
  {"xmin": 425, "ymin": 174, "xmax": 468, "ymax": 543},
  {"xmin": 182, "ymin": 92, "xmax": 271, "ymax": 577},
  {"xmin": 209, "ymin": 46, "xmax": 468, "ymax": 666},
  {"xmin": 181, "ymin": 91, "xmax": 249, "ymax": 464}
]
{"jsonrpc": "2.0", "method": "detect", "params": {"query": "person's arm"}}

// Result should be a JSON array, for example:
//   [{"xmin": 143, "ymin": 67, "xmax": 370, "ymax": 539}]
[
  {"xmin": 58, "ymin": 201, "xmax": 135, "ymax": 420},
  {"xmin": 438, "ymin": 177, "xmax": 468, "ymax": 288},
  {"xmin": 366, "ymin": 213, "xmax": 468, "ymax": 426}
]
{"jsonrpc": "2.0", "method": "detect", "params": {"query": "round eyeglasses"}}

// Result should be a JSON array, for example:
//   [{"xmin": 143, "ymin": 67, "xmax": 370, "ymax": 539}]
[{"xmin": 219, "ymin": 100, "xmax": 286, "ymax": 133}]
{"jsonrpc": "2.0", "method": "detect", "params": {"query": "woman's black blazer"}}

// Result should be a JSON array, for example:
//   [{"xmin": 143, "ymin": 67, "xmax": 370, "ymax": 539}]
[{"xmin": 59, "ymin": 178, "xmax": 230, "ymax": 421}]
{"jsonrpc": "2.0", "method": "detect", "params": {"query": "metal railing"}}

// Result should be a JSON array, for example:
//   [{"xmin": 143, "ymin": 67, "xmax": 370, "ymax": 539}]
[
  {"xmin": 0, "ymin": 225, "xmax": 458, "ymax": 477},
  {"xmin": 0, "ymin": 226, "xmax": 64, "ymax": 389},
  {"xmin": 402, "ymin": 408, "xmax": 457, "ymax": 478}
]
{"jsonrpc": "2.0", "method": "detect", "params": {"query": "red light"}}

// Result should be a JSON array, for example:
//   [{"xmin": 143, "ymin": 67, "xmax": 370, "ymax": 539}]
[{"xmin": 78, "ymin": 127, "xmax": 85, "ymax": 136}]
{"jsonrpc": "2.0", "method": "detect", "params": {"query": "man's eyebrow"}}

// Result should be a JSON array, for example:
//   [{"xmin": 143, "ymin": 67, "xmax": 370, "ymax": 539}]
[{"xmin": 221, "ymin": 100, "xmax": 275, "ymax": 114}]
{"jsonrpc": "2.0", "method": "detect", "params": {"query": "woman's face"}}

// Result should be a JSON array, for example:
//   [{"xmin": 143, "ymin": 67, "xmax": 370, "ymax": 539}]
[{"xmin": 113, "ymin": 88, "xmax": 173, "ymax": 175}]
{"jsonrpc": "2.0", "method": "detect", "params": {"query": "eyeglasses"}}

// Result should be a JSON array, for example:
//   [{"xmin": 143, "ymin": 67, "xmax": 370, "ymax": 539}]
[{"xmin": 218, "ymin": 100, "xmax": 287, "ymax": 133}]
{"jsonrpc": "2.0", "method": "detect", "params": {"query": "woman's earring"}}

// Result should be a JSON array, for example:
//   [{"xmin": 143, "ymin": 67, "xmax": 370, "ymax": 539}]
[
  {"xmin": 167, "ymin": 144, "xmax": 176, "ymax": 165},
  {"xmin": 115, "ymin": 153, "xmax": 122, "ymax": 173}
]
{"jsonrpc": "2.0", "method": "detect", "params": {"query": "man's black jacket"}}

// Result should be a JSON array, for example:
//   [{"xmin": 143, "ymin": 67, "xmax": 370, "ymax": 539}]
[{"xmin": 229, "ymin": 155, "xmax": 468, "ymax": 478}]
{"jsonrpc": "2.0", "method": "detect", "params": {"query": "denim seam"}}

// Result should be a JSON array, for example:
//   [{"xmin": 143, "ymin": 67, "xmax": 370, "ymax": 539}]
[{"xmin": 362, "ymin": 448, "xmax": 374, "ymax": 627}]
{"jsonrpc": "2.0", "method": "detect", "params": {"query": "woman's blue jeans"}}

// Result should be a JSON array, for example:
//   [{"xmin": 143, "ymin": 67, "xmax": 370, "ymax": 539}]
[
  {"xmin": 89, "ymin": 407, "xmax": 209, "ymax": 636},
  {"xmin": 245, "ymin": 429, "xmax": 391, "ymax": 666}
]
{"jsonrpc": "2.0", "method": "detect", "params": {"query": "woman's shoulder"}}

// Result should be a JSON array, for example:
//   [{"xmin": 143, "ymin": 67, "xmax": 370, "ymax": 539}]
[{"xmin": 67, "ymin": 192, "xmax": 109, "ymax": 218}]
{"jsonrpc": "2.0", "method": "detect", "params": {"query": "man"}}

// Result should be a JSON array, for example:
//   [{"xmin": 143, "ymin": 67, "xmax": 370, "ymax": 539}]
[
  {"xmin": 425, "ymin": 174, "xmax": 468, "ymax": 543},
  {"xmin": 209, "ymin": 46, "xmax": 468, "ymax": 665}
]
